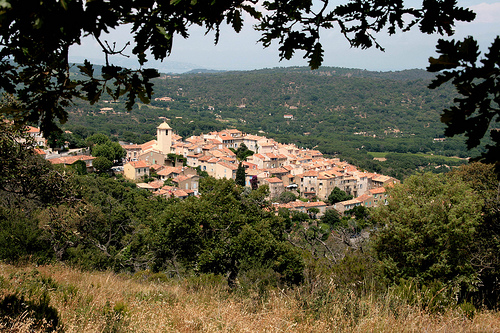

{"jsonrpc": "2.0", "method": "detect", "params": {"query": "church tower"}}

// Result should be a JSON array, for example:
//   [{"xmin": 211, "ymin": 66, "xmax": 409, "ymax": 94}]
[{"xmin": 156, "ymin": 121, "xmax": 172, "ymax": 154}]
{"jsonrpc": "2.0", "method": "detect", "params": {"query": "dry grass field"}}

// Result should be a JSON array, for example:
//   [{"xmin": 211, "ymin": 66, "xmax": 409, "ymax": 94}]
[{"xmin": 1, "ymin": 263, "xmax": 500, "ymax": 332}]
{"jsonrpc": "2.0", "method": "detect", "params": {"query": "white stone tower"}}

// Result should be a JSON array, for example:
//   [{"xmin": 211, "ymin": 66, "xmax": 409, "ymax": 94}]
[{"xmin": 156, "ymin": 121, "xmax": 172, "ymax": 154}]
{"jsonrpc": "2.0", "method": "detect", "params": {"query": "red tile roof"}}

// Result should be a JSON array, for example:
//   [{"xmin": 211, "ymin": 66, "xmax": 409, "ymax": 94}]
[
  {"xmin": 128, "ymin": 160, "xmax": 149, "ymax": 168},
  {"xmin": 265, "ymin": 177, "xmax": 283, "ymax": 183},
  {"xmin": 369, "ymin": 187, "xmax": 386, "ymax": 194}
]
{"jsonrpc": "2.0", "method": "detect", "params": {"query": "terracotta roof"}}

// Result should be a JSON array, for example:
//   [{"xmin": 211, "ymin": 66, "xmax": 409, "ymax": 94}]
[
  {"xmin": 148, "ymin": 180, "xmax": 164, "ymax": 189},
  {"xmin": 246, "ymin": 169, "xmax": 267, "ymax": 176},
  {"xmin": 141, "ymin": 140, "xmax": 157, "ymax": 151},
  {"xmin": 137, "ymin": 183, "xmax": 155, "ymax": 190},
  {"xmin": 243, "ymin": 162, "xmax": 258, "ymax": 169},
  {"xmin": 338, "ymin": 198, "xmax": 362, "ymax": 206},
  {"xmin": 26, "ymin": 126, "xmax": 40, "ymax": 133},
  {"xmin": 265, "ymin": 177, "xmax": 283, "ymax": 183},
  {"xmin": 303, "ymin": 170, "xmax": 319, "ymax": 177},
  {"xmin": 267, "ymin": 167, "xmax": 289, "ymax": 174},
  {"xmin": 372, "ymin": 175, "xmax": 392, "ymax": 182},
  {"xmin": 220, "ymin": 148, "xmax": 236, "ymax": 156},
  {"xmin": 356, "ymin": 193, "xmax": 373, "ymax": 202},
  {"xmin": 252, "ymin": 153, "xmax": 265, "ymax": 160},
  {"xmin": 150, "ymin": 164, "xmax": 163, "ymax": 170},
  {"xmin": 49, "ymin": 155, "xmax": 95, "ymax": 165},
  {"xmin": 304, "ymin": 201, "xmax": 327, "ymax": 208},
  {"xmin": 128, "ymin": 160, "xmax": 149, "ymax": 168},
  {"xmin": 198, "ymin": 155, "xmax": 212, "ymax": 162},
  {"xmin": 226, "ymin": 129, "xmax": 242, "ymax": 134},
  {"xmin": 209, "ymin": 150, "xmax": 226, "ymax": 158},
  {"xmin": 172, "ymin": 189, "xmax": 189, "ymax": 197},
  {"xmin": 288, "ymin": 201, "xmax": 306, "ymax": 208},
  {"xmin": 173, "ymin": 174, "xmax": 195, "ymax": 183},
  {"xmin": 203, "ymin": 144, "xmax": 217, "ymax": 150},
  {"xmin": 217, "ymin": 161, "xmax": 238, "ymax": 170},
  {"xmin": 157, "ymin": 166, "xmax": 182, "ymax": 176},
  {"xmin": 369, "ymin": 187, "xmax": 386, "ymax": 194},
  {"xmin": 121, "ymin": 144, "xmax": 142, "ymax": 149}
]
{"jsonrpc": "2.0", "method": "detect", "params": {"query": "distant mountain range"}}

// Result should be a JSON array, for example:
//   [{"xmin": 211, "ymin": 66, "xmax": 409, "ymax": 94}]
[{"xmin": 69, "ymin": 56, "xmax": 218, "ymax": 74}]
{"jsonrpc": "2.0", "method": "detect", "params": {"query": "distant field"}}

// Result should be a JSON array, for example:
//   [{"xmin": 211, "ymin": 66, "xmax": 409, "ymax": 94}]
[
  {"xmin": 368, "ymin": 152, "xmax": 388, "ymax": 158},
  {"xmin": 368, "ymin": 152, "xmax": 466, "ymax": 163}
]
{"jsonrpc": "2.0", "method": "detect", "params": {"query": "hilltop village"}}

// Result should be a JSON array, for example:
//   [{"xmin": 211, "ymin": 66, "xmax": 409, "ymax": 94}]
[{"xmin": 111, "ymin": 122, "xmax": 398, "ymax": 215}]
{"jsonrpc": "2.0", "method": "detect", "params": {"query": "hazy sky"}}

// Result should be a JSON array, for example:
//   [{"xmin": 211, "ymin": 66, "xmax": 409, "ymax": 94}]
[{"xmin": 69, "ymin": 1, "xmax": 500, "ymax": 72}]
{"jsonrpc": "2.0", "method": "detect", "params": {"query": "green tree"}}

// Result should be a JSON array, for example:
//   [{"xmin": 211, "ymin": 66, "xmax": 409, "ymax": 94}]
[
  {"xmin": 48, "ymin": 174, "xmax": 168, "ymax": 271},
  {"xmin": 235, "ymin": 162, "xmax": 246, "ymax": 186},
  {"xmin": 320, "ymin": 209, "xmax": 341, "ymax": 229},
  {"xmin": 372, "ymin": 172, "xmax": 483, "ymax": 291},
  {"xmin": 0, "ymin": 118, "xmax": 70, "ymax": 263},
  {"xmin": 92, "ymin": 144, "xmax": 115, "ymax": 161},
  {"xmin": 153, "ymin": 178, "xmax": 303, "ymax": 286},
  {"xmin": 89, "ymin": 134, "xmax": 125, "ymax": 162},
  {"xmin": 451, "ymin": 163, "xmax": 500, "ymax": 307},
  {"xmin": 70, "ymin": 159, "xmax": 87, "ymax": 175},
  {"xmin": 428, "ymin": 37, "xmax": 500, "ymax": 172},
  {"xmin": 0, "ymin": 0, "xmax": 476, "ymax": 135},
  {"xmin": 85, "ymin": 133, "xmax": 111, "ymax": 147},
  {"xmin": 278, "ymin": 191, "xmax": 296, "ymax": 204},
  {"xmin": 46, "ymin": 130, "xmax": 65, "ymax": 149},
  {"xmin": 235, "ymin": 143, "xmax": 254, "ymax": 161},
  {"xmin": 307, "ymin": 207, "xmax": 320, "ymax": 219},
  {"xmin": 0, "ymin": 119, "xmax": 71, "ymax": 209},
  {"xmin": 344, "ymin": 205, "xmax": 372, "ymax": 229},
  {"xmin": 328, "ymin": 187, "xmax": 353, "ymax": 204},
  {"xmin": 93, "ymin": 156, "xmax": 113, "ymax": 173}
]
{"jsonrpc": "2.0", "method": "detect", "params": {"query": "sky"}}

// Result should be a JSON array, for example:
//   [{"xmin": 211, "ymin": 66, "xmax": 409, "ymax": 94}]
[{"xmin": 69, "ymin": 1, "xmax": 500, "ymax": 73}]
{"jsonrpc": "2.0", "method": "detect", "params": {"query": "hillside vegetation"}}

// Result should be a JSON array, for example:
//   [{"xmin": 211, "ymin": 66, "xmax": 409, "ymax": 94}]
[
  {"xmin": 2, "ymin": 263, "xmax": 500, "ymax": 332},
  {"xmin": 64, "ymin": 66, "xmax": 473, "ymax": 178},
  {"xmin": 2, "ymin": 120, "xmax": 500, "ymax": 331}
]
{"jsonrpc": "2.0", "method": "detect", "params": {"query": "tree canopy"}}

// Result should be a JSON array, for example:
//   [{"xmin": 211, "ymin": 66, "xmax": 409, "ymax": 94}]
[
  {"xmin": 328, "ymin": 187, "xmax": 353, "ymax": 204},
  {"xmin": 428, "ymin": 37, "xmax": 500, "ymax": 172},
  {"xmin": 0, "ymin": 0, "xmax": 475, "ymax": 135},
  {"xmin": 372, "ymin": 172, "xmax": 483, "ymax": 290}
]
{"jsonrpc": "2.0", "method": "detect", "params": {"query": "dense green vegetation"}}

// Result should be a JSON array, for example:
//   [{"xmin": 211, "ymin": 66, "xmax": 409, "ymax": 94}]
[
  {"xmin": 64, "ymin": 67, "xmax": 472, "ymax": 178},
  {"xmin": 2, "ymin": 120, "xmax": 500, "ymax": 324}
]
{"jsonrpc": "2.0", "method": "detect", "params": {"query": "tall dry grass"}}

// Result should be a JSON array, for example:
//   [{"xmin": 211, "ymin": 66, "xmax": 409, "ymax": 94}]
[{"xmin": 1, "ymin": 263, "xmax": 500, "ymax": 332}]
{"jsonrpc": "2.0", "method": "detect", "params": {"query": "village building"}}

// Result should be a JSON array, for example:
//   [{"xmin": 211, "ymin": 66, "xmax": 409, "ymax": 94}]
[
  {"xmin": 124, "ymin": 160, "xmax": 150, "ymax": 180},
  {"xmin": 263, "ymin": 177, "xmax": 285, "ymax": 199},
  {"xmin": 117, "ymin": 121, "xmax": 398, "ymax": 207},
  {"xmin": 49, "ymin": 155, "xmax": 96, "ymax": 172}
]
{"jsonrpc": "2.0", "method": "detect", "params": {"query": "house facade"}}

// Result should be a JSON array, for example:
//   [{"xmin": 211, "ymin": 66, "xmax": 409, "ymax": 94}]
[{"xmin": 124, "ymin": 160, "xmax": 150, "ymax": 180}]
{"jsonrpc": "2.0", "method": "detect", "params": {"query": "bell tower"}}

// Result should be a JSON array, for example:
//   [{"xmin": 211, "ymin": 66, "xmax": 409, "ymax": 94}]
[{"xmin": 156, "ymin": 121, "xmax": 172, "ymax": 154}]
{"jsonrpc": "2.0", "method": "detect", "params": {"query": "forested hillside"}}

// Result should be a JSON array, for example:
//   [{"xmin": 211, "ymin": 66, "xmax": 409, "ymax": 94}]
[
  {"xmin": 2, "ymin": 120, "xmax": 500, "ymax": 331},
  {"xmin": 65, "ymin": 66, "xmax": 472, "ymax": 177}
]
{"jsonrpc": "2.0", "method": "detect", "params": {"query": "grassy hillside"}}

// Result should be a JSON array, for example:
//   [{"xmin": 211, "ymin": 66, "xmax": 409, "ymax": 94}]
[{"xmin": 2, "ymin": 263, "xmax": 500, "ymax": 332}]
